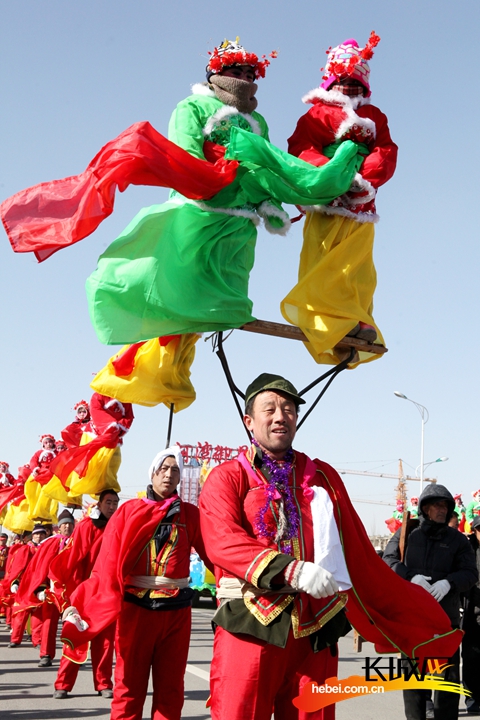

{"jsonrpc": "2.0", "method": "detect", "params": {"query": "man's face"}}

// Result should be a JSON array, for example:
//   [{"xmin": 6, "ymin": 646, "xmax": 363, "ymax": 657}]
[
  {"xmin": 0, "ymin": 463, "xmax": 8, "ymax": 473},
  {"xmin": 32, "ymin": 531, "xmax": 46, "ymax": 545},
  {"xmin": 0, "ymin": 536, "xmax": 7, "ymax": 546},
  {"xmin": 58, "ymin": 522, "xmax": 73, "ymax": 537},
  {"xmin": 244, "ymin": 391, "xmax": 297, "ymax": 460},
  {"xmin": 423, "ymin": 499, "xmax": 449, "ymax": 524},
  {"xmin": 43, "ymin": 437, "xmax": 55, "ymax": 449},
  {"xmin": 220, "ymin": 64, "xmax": 255, "ymax": 83},
  {"xmin": 97, "ymin": 493, "xmax": 119, "ymax": 519},
  {"xmin": 152, "ymin": 456, "xmax": 181, "ymax": 500}
]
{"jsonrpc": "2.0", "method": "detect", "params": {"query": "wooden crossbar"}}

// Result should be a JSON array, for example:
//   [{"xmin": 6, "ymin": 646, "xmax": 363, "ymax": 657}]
[{"xmin": 240, "ymin": 319, "xmax": 388, "ymax": 356}]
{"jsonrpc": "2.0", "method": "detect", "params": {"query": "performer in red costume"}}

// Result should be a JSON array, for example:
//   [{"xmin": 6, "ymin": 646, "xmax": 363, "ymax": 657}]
[
  {"xmin": 0, "ymin": 533, "xmax": 8, "ymax": 578},
  {"xmin": 49, "ymin": 392, "xmax": 134, "ymax": 498},
  {"xmin": 60, "ymin": 446, "xmax": 212, "ymax": 720},
  {"xmin": 0, "ymin": 532, "xmax": 23, "ymax": 627},
  {"xmin": 29, "ymin": 435, "xmax": 57, "ymax": 476},
  {"xmin": 0, "ymin": 462, "xmax": 15, "ymax": 486},
  {"xmin": 282, "ymin": 33, "xmax": 397, "ymax": 366},
  {"xmin": 61, "ymin": 400, "xmax": 91, "ymax": 449},
  {"xmin": 0, "ymin": 533, "xmax": 8, "ymax": 619},
  {"xmin": 14, "ymin": 509, "xmax": 75, "ymax": 666},
  {"xmin": 198, "ymin": 373, "xmax": 463, "ymax": 720},
  {"xmin": 49, "ymin": 490, "xmax": 119, "ymax": 699},
  {"xmin": 8, "ymin": 524, "xmax": 47, "ymax": 647},
  {"xmin": 0, "ymin": 533, "xmax": 8, "ymax": 602}
]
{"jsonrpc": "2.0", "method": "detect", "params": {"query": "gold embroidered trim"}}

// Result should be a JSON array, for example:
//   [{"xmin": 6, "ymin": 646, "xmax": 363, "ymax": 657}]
[
  {"xmin": 291, "ymin": 537, "xmax": 301, "ymax": 561},
  {"xmin": 244, "ymin": 593, "xmax": 295, "ymax": 625},
  {"xmin": 250, "ymin": 549, "xmax": 279, "ymax": 587},
  {"xmin": 125, "ymin": 587, "xmax": 149, "ymax": 599},
  {"xmin": 156, "ymin": 525, "xmax": 178, "ymax": 576},
  {"xmin": 291, "ymin": 592, "xmax": 348, "ymax": 638}
]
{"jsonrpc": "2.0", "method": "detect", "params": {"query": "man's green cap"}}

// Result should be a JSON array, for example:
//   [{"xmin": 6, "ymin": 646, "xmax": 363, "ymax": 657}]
[{"xmin": 245, "ymin": 373, "xmax": 306, "ymax": 408}]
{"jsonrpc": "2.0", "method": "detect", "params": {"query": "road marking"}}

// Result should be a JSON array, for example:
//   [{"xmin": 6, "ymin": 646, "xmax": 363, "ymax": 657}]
[{"xmin": 186, "ymin": 663, "xmax": 210, "ymax": 682}]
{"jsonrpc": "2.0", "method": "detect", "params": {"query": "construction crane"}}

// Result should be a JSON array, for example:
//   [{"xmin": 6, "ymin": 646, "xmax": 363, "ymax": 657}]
[{"xmin": 338, "ymin": 459, "xmax": 436, "ymax": 510}]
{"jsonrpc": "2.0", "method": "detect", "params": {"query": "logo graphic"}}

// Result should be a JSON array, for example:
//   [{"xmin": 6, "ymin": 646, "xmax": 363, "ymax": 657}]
[{"xmin": 293, "ymin": 657, "xmax": 469, "ymax": 712}]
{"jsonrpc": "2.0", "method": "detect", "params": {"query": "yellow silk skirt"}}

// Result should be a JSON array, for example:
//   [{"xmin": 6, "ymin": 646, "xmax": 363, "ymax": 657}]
[
  {"xmin": 67, "ymin": 445, "xmax": 121, "ymax": 498},
  {"xmin": 281, "ymin": 212, "xmax": 384, "ymax": 366},
  {"xmin": 3, "ymin": 498, "xmax": 34, "ymax": 533},
  {"xmin": 91, "ymin": 334, "xmax": 199, "ymax": 412},
  {"xmin": 41, "ymin": 475, "xmax": 83, "ymax": 506},
  {"xmin": 25, "ymin": 475, "xmax": 58, "ymax": 522}
]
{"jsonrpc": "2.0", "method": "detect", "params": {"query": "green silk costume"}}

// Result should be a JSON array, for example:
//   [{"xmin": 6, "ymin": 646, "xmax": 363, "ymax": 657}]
[{"xmin": 86, "ymin": 86, "xmax": 364, "ymax": 345}]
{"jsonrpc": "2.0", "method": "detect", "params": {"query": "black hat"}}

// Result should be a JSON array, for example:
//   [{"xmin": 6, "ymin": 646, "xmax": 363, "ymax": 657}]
[
  {"xmin": 472, "ymin": 516, "xmax": 480, "ymax": 531},
  {"xmin": 32, "ymin": 524, "xmax": 47, "ymax": 535},
  {"xmin": 245, "ymin": 373, "xmax": 305, "ymax": 409},
  {"xmin": 57, "ymin": 510, "xmax": 75, "ymax": 525}
]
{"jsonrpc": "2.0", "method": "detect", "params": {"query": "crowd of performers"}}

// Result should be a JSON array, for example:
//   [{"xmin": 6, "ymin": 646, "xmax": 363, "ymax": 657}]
[
  {"xmin": 0, "ymin": 393, "xmax": 134, "ymax": 537},
  {"xmin": 386, "ymin": 492, "xmax": 480, "ymax": 534}
]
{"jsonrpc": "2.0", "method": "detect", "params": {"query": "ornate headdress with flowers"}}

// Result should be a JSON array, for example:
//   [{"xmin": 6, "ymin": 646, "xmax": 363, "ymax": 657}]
[
  {"xmin": 74, "ymin": 400, "xmax": 89, "ymax": 411},
  {"xmin": 206, "ymin": 37, "xmax": 277, "ymax": 81},
  {"xmin": 320, "ymin": 31, "xmax": 380, "ymax": 97},
  {"xmin": 40, "ymin": 434, "xmax": 55, "ymax": 444}
]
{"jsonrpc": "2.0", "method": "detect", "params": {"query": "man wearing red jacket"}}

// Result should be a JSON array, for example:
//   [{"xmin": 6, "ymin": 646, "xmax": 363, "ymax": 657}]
[
  {"xmin": 49, "ymin": 491, "xmax": 119, "ymax": 699},
  {"xmin": 0, "ymin": 533, "xmax": 8, "ymax": 619},
  {"xmin": 0, "ymin": 532, "xmax": 23, "ymax": 627},
  {"xmin": 59, "ymin": 446, "xmax": 212, "ymax": 720},
  {"xmin": 198, "ymin": 373, "xmax": 463, "ymax": 720},
  {"xmin": 14, "ymin": 510, "xmax": 75, "ymax": 666},
  {"xmin": 8, "ymin": 524, "xmax": 47, "ymax": 647}
]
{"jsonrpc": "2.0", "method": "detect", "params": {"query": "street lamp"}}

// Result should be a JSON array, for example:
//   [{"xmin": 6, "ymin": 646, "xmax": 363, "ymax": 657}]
[
  {"xmin": 394, "ymin": 392, "xmax": 429, "ymax": 494},
  {"xmin": 415, "ymin": 457, "xmax": 449, "ymax": 478}
]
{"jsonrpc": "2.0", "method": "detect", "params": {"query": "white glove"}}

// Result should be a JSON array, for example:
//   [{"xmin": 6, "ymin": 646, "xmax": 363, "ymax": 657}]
[
  {"xmin": 411, "ymin": 575, "xmax": 432, "ymax": 592},
  {"xmin": 430, "ymin": 579, "xmax": 451, "ymax": 602},
  {"xmin": 297, "ymin": 561, "xmax": 339, "ymax": 599},
  {"xmin": 62, "ymin": 605, "xmax": 89, "ymax": 632},
  {"xmin": 10, "ymin": 583, "xmax": 19, "ymax": 594},
  {"xmin": 36, "ymin": 590, "xmax": 46, "ymax": 602}
]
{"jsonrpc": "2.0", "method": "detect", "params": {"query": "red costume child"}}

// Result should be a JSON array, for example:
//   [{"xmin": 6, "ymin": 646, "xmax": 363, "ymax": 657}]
[{"xmin": 282, "ymin": 33, "xmax": 397, "ymax": 366}]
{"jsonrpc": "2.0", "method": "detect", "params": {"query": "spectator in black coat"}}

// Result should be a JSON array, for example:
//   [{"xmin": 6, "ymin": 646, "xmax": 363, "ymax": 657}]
[{"xmin": 383, "ymin": 483, "xmax": 477, "ymax": 720}]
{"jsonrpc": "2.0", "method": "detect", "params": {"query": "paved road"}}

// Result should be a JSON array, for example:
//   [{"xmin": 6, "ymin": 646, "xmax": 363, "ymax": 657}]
[{"xmin": 0, "ymin": 604, "xmax": 471, "ymax": 719}]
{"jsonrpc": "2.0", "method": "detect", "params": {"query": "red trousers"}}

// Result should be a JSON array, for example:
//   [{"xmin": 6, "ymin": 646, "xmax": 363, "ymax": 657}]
[
  {"xmin": 111, "ymin": 603, "xmax": 191, "ymax": 720},
  {"xmin": 55, "ymin": 621, "xmax": 115, "ymax": 692},
  {"xmin": 10, "ymin": 605, "xmax": 43, "ymax": 645},
  {"xmin": 40, "ymin": 602, "xmax": 60, "ymax": 658},
  {"xmin": 210, "ymin": 627, "xmax": 338, "ymax": 720}
]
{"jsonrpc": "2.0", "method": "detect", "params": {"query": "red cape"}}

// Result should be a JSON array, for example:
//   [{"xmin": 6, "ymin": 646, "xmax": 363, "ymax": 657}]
[
  {"xmin": 61, "ymin": 496, "xmax": 178, "ymax": 648},
  {"xmin": 14, "ymin": 534, "xmax": 68, "ymax": 613},
  {"xmin": 1, "ymin": 121, "xmax": 238, "ymax": 262},
  {"xmin": 314, "ymin": 459, "xmax": 462, "ymax": 663}
]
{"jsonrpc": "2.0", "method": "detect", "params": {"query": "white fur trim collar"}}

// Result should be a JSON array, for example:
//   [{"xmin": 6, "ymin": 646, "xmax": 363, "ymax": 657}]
[
  {"xmin": 300, "ymin": 204, "xmax": 379, "ymax": 224},
  {"xmin": 302, "ymin": 87, "xmax": 371, "ymax": 110},
  {"xmin": 302, "ymin": 87, "xmax": 375, "ymax": 142},
  {"xmin": 203, "ymin": 105, "xmax": 261, "ymax": 137},
  {"xmin": 191, "ymin": 82, "xmax": 215, "ymax": 97}
]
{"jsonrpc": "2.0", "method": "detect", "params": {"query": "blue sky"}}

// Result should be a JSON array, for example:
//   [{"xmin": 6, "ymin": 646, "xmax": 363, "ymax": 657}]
[{"xmin": 1, "ymin": 0, "xmax": 478, "ymax": 533}]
